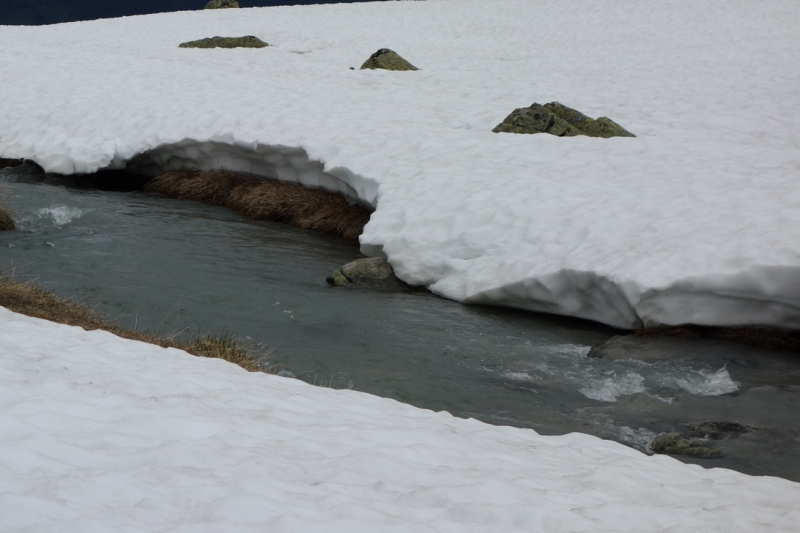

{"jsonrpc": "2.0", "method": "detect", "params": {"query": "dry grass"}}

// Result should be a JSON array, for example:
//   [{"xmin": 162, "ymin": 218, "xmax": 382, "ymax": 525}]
[
  {"xmin": 0, "ymin": 205, "xmax": 13, "ymax": 231},
  {"xmin": 633, "ymin": 325, "xmax": 800, "ymax": 352},
  {"xmin": 145, "ymin": 170, "xmax": 371, "ymax": 241},
  {"xmin": 0, "ymin": 274, "xmax": 267, "ymax": 372}
]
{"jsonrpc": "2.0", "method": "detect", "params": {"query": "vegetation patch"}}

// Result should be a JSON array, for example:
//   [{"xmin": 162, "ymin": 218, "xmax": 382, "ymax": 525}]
[
  {"xmin": 633, "ymin": 325, "xmax": 800, "ymax": 352},
  {"xmin": 0, "ymin": 274, "xmax": 267, "ymax": 372},
  {"xmin": 0, "ymin": 205, "xmax": 13, "ymax": 231},
  {"xmin": 144, "ymin": 170, "xmax": 371, "ymax": 241}
]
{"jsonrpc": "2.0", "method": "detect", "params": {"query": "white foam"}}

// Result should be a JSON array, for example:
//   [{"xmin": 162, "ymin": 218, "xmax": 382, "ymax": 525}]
[
  {"xmin": 673, "ymin": 366, "xmax": 739, "ymax": 396},
  {"xmin": 36, "ymin": 206, "xmax": 84, "ymax": 227},
  {"xmin": 580, "ymin": 371, "xmax": 646, "ymax": 402}
]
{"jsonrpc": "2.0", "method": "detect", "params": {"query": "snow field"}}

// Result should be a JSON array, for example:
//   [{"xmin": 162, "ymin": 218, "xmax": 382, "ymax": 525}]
[
  {"xmin": 1, "ymin": 0, "xmax": 799, "ymax": 328},
  {"xmin": 1, "ymin": 306, "xmax": 799, "ymax": 532}
]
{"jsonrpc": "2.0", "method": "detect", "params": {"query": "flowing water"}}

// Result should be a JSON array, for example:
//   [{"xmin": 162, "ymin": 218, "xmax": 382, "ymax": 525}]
[{"xmin": 2, "ymin": 163, "xmax": 799, "ymax": 481}]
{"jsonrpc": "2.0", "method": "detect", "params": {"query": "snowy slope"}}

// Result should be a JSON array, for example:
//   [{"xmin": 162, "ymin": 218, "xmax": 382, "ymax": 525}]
[
  {"xmin": 1, "ymin": 0, "xmax": 800, "ymax": 329},
  {"xmin": 1, "ymin": 306, "xmax": 799, "ymax": 532}
]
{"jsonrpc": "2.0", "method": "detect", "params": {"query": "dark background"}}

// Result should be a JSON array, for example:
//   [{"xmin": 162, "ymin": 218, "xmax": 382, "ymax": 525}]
[{"xmin": 0, "ymin": 0, "xmax": 373, "ymax": 26}]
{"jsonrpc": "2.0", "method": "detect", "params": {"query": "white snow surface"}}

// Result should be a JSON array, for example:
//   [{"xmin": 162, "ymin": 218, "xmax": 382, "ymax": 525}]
[
  {"xmin": 2, "ymin": 0, "xmax": 800, "ymax": 328},
  {"xmin": 2, "ymin": 306, "xmax": 800, "ymax": 532}
]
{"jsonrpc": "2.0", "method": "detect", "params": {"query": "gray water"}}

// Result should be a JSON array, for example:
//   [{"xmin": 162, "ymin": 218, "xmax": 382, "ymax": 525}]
[{"xmin": 2, "ymin": 164, "xmax": 799, "ymax": 482}]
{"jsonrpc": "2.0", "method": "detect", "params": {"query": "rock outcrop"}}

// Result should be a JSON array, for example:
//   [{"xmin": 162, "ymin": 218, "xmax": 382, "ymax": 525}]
[
  {"xmin": 179, "ymin": 36, "xmax": 268, "ymax": 49},
  {"xmin": 493, "ymin": 102, "xmax": 635, "ymax": 138},
  {"xmin": 360, "ymin": 49, "xmax": 418, "ymax": 71},
  {"xmin": 327, "ymin": 257, "xmax": 404, "ymax": 287},
  {"xmin": 204, "ymin": 0, "xmax": 240, "ymax": 9},
  {"xmin": 651, "ymin": 432, "xmax": 720, "ymax": 458}
]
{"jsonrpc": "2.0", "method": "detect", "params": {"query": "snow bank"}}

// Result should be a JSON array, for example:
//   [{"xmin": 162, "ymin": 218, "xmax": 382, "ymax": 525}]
[
  {"xmin": 1, "ymin": 0, "xmax": 800, "ymax": 329},
  {"xmin": 2, "ymin": 306, "xmax": 799, "ymax": 532}
]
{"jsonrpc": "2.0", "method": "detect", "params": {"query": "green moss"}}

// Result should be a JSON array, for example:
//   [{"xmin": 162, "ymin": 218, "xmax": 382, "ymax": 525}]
[
  {"xmin": 179, "ymin": 36, "xmax": 268, "ymax": 49},
  {"xmin": 651, "ymin": 432, "xmax": 721, "ymax": 458},
  {"xmin": 360, "ymin": 49, "xmax": 418, "ymax": 71},
  {"xmin": 204, "ymin": 0, "xmax": 240, "ymax": 9},
  {"xmin": 326, "ymin": 269, "xmax": 350, "ymax": 287}
]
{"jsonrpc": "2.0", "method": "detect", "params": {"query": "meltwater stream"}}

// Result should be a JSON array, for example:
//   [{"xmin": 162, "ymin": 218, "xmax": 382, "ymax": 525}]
[{"xmin": 2, "ymin": 166, "xmax": 799, "ymax": 481}]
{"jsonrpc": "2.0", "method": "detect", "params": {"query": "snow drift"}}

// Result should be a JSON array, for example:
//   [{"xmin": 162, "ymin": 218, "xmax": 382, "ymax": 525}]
[{"xmin": 1, "ymin": 0, "xmax": 799, "ymax": 329}]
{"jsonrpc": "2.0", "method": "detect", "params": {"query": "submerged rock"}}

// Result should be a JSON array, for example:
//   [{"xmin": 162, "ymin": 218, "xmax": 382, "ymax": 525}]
[
  {"xmin": 492, "ymin": 101, "xmax": 635, "ymax": 138},
  {"xmin": 360, "ymin": 49, "xmax": 418, "ymax": 71},
  {"xmin": 204, "ymin": 0, "xmax": 239, "ymax": 8},
  {"xmin": 651, "ymin": 432, "xmax": 721, "ymax": 458},
  {"xmin": 179, "ymin": 36, "xmax": 268, "ymax": 49},
  {"xmin": 327, "ymin": 257, "xmax": 404, "ymax": 287}
]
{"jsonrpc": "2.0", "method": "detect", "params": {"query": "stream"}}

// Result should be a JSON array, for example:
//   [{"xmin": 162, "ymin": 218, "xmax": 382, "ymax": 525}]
[{"xmin": 2, "ymin": 163, "xmax": 799, "ymax": 482}]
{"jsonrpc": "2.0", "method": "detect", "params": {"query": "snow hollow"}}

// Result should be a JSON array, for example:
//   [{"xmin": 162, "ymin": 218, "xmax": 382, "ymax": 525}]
[{"xmin": 1, "ymin": 0, "xmax": 800, "ymax": 329}]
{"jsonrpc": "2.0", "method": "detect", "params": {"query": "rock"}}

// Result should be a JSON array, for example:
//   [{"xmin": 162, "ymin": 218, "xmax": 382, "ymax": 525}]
[
  {"xmin": 688, "ymin": 421, "xmax": 751, "ymax": 440},
  {"xmin": 326, "ymin": 257, "xmax": 404, "ymax": 287},
  {"xmin": 179, "ymin": 36, "xmax": 268, "ymax": 49},
  {"xmin": 651, "ymin": 432, "xmax": 721, "ymax": 458},
  {"xmin": 204, "ymin": 0, "xmax": 239, "ymax": 8},
  {"xmin": 0, "ymin": 158, "xmax": 23, "ymax": 169},
  {"xmin": 493, "ymin": 101, "xmax": 635, "ymax": 138},
  {"xmin": 326, "ymin": 269, "xmax": 350, "ymax": 287},
  {"xmin": 360, "ymin": 49, "xmax": 418, "ymax": 71}
]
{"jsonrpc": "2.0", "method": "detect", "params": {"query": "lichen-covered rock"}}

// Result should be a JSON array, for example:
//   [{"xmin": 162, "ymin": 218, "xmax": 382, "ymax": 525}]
[
  {"xmin": 493, "ymin": 101, "xmax": 635, "ymax": 138},
  {"xmin": 327, "ymin": 257, "xmax": 404, "ymax": 287},
  {"xmin": 651, "ymin": 432, "xmax": 721, "ymax": 458},
  {"xmin": 326, "ymin": 269, "xmax": 350, "ymax": 287},
  {"xmin": 204, "ymin": 0, "xmax": 239, "ymax": 9},
  {"xmin": 360, "ymin": 49, "xmax": 418, "ymax": 71},
  {"xmin": 492, "ymin": 103, "xmax": 584, "ymax": 136},
  {"xmin": 179, "ymin": 36, "xmax": 268, "ymax": 49}
]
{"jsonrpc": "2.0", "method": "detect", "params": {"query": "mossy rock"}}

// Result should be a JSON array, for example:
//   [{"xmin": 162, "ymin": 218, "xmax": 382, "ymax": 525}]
[
  {"xmin": 360, "ymin": 49, "xmax": 418, "ymax": 71},
  {"xmin": 179, "ymin": 36, "xmax": 268, "ymax": 49},
  {"xmin": 204, "ymin": 0, "xmax": 239, "ymax": 8},
  {"xmin": 493, "ymin": 101, "xmax": 635, "ymax": 138},
  {"xmin": 327, "ymin": 257, "xmax": 404, "ymax": 287},
  {"xmin": 651, "ymin": 432, "xmax": 721, "ymax": 458},
  {"xmin": 326, "ymin": 269, "xmax": 350, "ymax": 287}
]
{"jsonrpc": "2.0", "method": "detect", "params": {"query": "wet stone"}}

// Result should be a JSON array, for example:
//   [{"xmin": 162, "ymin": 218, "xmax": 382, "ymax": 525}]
[{"xmin": 651, "ymin": 432, "xmax": 721, "ymax": 458}]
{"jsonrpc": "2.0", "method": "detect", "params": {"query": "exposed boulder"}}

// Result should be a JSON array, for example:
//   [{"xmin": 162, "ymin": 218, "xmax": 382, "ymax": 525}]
[
  {"xmin": 179, "ymin": 36, "xmax": 268, "ymax": 49},
  {"xmin": 204, "ymin": 0, "xmax": 240, "ymax": 8},
  {"xmin": 651, "ymin": 432, "xmax": 720, "ymax": 458},
  {"xmin": 360, "ymin": 49, "xmax": 418, "ymax": 71},
  {"xmin": 0, "ymin": 158, "xmax": 23, "ymax": 169},
  {"xmin": 493, "ymin": 101, "xmax": 635, "ymax": 138},
  {"xmin": 326, "ymin": 257, "xmax": 404, "ymax": 287}
]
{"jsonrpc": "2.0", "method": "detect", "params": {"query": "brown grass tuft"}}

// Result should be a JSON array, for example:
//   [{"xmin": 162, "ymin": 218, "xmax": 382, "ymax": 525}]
[
  {"xmin": 633, "ymin": 325, "xmax": 800, "ymax": 352},
  {"xmin": 0, "ymin": 206, "xmax": 13, "ymax": 231},
  {"xmin": 0, "ymin": 274, "xmax": 267, "ymax": 372},
  {"xmin": 145, "ymin": 170, "xmax": 371, "ymax": 241}
]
